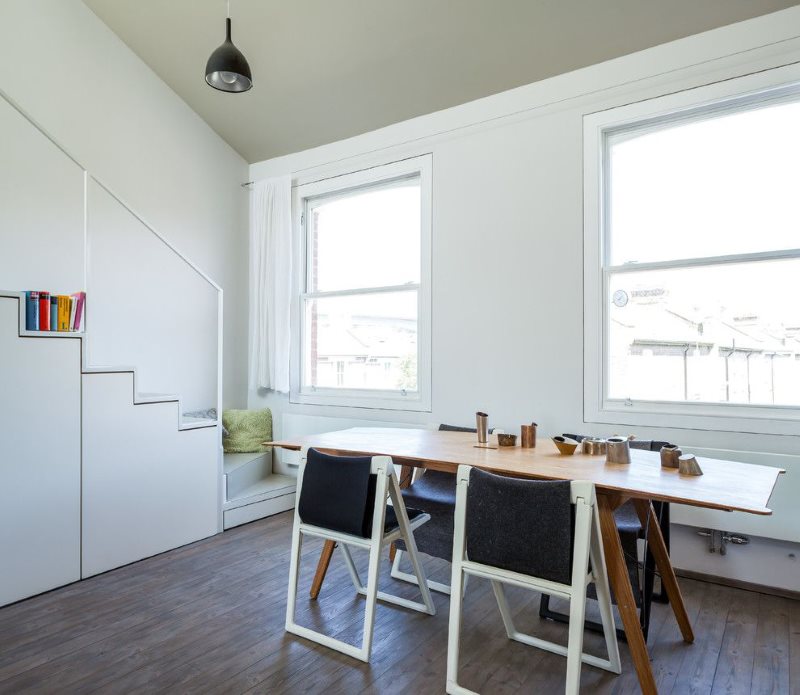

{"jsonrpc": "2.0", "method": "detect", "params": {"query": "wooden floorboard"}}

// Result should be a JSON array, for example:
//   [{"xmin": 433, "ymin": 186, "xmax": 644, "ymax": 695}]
[{"xmin": 0, "ymin": 511, "xmax": 797, "ymax": 694}]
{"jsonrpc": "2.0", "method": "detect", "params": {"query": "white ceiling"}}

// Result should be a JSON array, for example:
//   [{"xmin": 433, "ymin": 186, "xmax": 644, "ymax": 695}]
[{"xmin": 83, "ymin": 0, "xmax": 798, "ymax": 163}]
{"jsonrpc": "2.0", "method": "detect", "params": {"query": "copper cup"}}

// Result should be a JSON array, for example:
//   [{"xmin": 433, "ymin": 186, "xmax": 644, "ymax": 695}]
[
  {"xmin": 606, "ymin": 437, "xmax": 631, "ymax": 464},
  {"xmin": 520, "ymin": 423, "xmax": 537, "ymax": 448},
  {"xmin": 476, "ymin": 412, "xmax": 488, "ymax": 443},
  {"xmin": 660, "ymin": 445, "xmax": 682, "ymax": 469}
]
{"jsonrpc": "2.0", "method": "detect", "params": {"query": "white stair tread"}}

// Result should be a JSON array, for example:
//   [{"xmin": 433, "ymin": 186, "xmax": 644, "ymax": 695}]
[
  {"xmin": 19, "ymin": 330, "xmax": 85, "ymax": 338},
  {"xmin": 133, "ymin": 393, "xmax": 180, "ymax": 403},
  {"xmin": 224, "ymin": 474, "xmax": 296, "ymax": 510},
  {"xmin": 224, "ymin": 451, "xmax": 270, "ymax": 475},
  {"xmin": 179, "ymin": 416, "xmax": 218, "ymax": 430}
]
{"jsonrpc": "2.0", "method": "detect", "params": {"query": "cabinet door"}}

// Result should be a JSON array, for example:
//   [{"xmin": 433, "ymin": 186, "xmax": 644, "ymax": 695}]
[{"xmin": 0, "ymin": 298, "xmax": 81, "ymax": 606}]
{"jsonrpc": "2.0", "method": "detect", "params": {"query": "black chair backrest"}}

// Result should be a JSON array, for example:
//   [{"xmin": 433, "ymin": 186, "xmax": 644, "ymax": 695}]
[
  {"xmin": 439, "ymin": 423, "xmax": 496, "ymax": 434},
  {"xmin": 298, "ymin": 448, "xmax": 378, "ymax": 538},
  {"xmin": 563, "ymin": 434, "xmax": 672, "ymax": 452},
  {"xmin": 465, "ymin": 468, "xmax": 574, "ymax": 584},
  {"xmin": 629, "ymin": 439, "xmax": 672, "ymax": 452}
]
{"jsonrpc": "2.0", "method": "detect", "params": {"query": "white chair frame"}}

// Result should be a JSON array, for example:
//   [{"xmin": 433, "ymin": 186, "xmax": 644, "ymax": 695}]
[
  {"xmin": 446, "ymin": 465, "xmax": 621, "ymax": 695},
  {"xmin": 390, "ymin": 547, "xmax": 454, "ymax": 595},
  {"xmin": 285, "ymin": 447, "xmax": 436, "ymax": 663}
]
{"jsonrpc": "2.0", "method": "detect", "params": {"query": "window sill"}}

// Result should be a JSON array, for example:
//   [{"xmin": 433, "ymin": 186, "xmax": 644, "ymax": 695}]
[
  {"xmin": 290, "ymin": 389, "xmax": 431, "ymax": 413},
  {"xmin": 585, "ymin": 399, "xmax": 800, "ymax": 437}
]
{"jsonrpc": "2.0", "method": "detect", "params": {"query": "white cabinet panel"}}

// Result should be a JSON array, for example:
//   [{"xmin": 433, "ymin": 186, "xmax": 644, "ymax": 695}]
[
  {"xmin": 82, "ymin": 372, "xmax": 219, "ymax": 577},
  {"xmin": 0, "ymin": 298, "xmax": 81, "ymax": 606}
]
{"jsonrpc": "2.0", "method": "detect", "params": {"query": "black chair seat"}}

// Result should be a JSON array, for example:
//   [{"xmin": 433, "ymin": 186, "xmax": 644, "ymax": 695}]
[
  {"xmin": 400, "ymin": 469, "xmax": 457, "ymax": 509},
  {"xmin": 384, "ymin": 505, "xmax": 425, "ymax": 533},
  {"xmin": 395, "ymin": 470, "xmax": 457, "ymax": 559},
  {"xmin": 614, "ymin": 500, "xmax": 642, "ymax": 535}
]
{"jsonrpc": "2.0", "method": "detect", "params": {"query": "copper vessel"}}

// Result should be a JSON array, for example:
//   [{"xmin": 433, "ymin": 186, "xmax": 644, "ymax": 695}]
[
  {"xmin": 581, "ymin": 438, "xmax": 607, "ymax": 456},
  {"xmin": 606, "ymin": 437, "xmax": 631, "ymax": 465},
  {"xmin": 476, "ymin": 412, "xmax": 488, "ymax": 443},
  {"xmin": 679, "ymin": 454, "xmax": 703, "ymax": 476},
  {"xmin": 552, "ymin": 435, "xmax": 579, "ymax": 455},
  {"xmin": 660, "ymin": 445, "xmax": 682, "ymax": 469},
  {"xmin": 520, "ymin": 423, "xmax": 537, "ymax": 448}
]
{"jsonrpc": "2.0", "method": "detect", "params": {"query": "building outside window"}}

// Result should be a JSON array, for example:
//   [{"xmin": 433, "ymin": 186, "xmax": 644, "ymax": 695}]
[
  {"xmin": 291, "ymin": 156, "xmax": 432, "ymax": 410},
  {"xmin": 584, "ymin": 72, "xmax": 800, "ymax": 434}
]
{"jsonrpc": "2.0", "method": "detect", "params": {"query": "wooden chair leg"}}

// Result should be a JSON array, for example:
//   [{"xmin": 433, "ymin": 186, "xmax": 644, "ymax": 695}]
[
  {"xmin": 633, "ymin": 498, "xmax": 694, "ymax": 643},
  {"xmin": 310, "ymin": 539, "xmax": 336, "ymax": 600},
  {"xmin": 597, "ymin": 495, "xmax": 657, "ymax": 695}
]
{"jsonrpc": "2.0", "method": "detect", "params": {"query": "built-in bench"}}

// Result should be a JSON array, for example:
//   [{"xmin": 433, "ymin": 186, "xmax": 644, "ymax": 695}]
[{"xmin": 223, "ymin": 451, "xmax": 296, "ymax": 529}]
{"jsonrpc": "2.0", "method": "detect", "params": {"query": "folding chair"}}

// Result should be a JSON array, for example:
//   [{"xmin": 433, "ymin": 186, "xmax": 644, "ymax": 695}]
[
  {"xmin": 446, "ymin": 465, "xmax": 621, "ymax": 695},
  {"xmin": 391, "ymin": 424, "xmax": 498, "ymax": 595},
  {"xmin": 285, "ymin": 446, "xmax": 436, "ymax": 662},
  {"xmin": 541, "ymin": 435, "xmax": 672, "ymax": 641}
]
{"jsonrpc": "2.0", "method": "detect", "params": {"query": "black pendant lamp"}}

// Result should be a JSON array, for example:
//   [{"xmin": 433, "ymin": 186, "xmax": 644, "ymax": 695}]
[{"xmin": 205, "ymin": 0, "xmax": 252, "ymax": 93}]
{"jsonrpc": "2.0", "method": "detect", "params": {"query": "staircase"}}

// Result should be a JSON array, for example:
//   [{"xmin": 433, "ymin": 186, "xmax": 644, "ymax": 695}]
[
  {"xmin": 1, "ymin": 292, "xmax": 221, "ymax": 605},
  {"xmin": 0, "ymin": 85, "xmax": 228, "ymax": 607}
]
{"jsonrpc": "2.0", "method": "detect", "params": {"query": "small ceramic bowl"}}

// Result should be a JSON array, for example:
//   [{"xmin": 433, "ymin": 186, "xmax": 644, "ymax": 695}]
[
  {"xmin": 497, "ymin": 433, "xmax": 517, "ymax": 447},
  {"xmin": 552, "ymin": 435, "xmax": 579, "ymax": 455}
]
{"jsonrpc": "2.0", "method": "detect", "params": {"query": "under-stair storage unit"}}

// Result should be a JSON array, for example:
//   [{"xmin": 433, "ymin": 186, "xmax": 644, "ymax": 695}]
[
  {"xmin": 0, "ymin": 297, "xmax": 82, "ymax": 606},
  {"xmin": 82, "ymin": 372, "xmax": 219, "ymax": 577},
  {"xmin": 223, "ymin": 452, "xmax": 295, "ymax": 529},
  {"xmin": 0, "ymin": 87, "xmax": 224, "ymax": 607}
]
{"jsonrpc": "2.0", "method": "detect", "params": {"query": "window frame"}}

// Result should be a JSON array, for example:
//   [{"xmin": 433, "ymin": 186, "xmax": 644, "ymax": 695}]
[
  {"xmin": 584, "ymin": 66, "xmax": 800, "ymax": 436},
  {"xmin": 290, "ymin": 155, "xmax": 432, "ymax": 411}
]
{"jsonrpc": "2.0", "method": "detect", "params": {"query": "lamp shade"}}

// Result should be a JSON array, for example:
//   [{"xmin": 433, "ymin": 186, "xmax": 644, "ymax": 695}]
[{"xmin": 205, "ymin": 18, "xmax": 252, "ymax": 93}]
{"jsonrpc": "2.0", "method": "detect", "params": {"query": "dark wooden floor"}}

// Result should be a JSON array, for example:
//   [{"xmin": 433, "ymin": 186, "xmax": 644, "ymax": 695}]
[{"xmin": 0, "ymin": 512, "xmax": 797, "ymax": 694}]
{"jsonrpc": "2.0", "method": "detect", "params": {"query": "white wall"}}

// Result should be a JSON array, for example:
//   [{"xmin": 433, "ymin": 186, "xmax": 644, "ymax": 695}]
[
  {"xmin": 249, "ymin": 8, "xmax": 800, "ymax": 588},
  {"xmin": 0, "ymin": 0, "xmax": 249, "ymax": 409}
]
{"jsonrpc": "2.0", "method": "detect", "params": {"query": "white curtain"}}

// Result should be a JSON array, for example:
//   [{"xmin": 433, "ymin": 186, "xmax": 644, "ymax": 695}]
[{"xmin": 249, "ymin": 176, "xmax": 292, "ymax": 393}]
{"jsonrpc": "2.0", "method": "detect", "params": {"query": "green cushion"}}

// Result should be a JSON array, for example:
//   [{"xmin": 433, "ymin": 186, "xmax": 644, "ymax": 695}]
[{"xmin": 222, "ymin": 409, "xmax": 272, "ymax": 453}]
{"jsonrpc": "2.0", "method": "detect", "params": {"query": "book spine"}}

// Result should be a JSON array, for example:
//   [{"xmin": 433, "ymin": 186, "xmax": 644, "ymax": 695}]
[
  {"xmin": 28, "ymin": 291, "xmax": 40, "ymax": 330},
  {"xmin": 50, "ymin": 296, "xmax": 57, "ymax": 331},
  {"xmin": 57, "ymin": 296, "xmax": 70, "ymax": 332},
  {"xmin": 39, "ymin": 291, "xmax": 51, "ymax": 331},
  {"xmin": 68, "ymin": 295, "xmax": 77, "ymax": 331},
  {"xmin": 25, "ymin": 292, "xmax": 36, "ymax": 331},
  {"xmin": 73, "ymin": 292, "xmax": 86, "ymax": 332}
]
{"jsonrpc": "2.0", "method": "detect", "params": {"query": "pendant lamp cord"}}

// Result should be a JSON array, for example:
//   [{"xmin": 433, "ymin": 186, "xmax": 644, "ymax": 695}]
[{"xmin": 227, "ymin": 0, "xmax": 231, "ymax": 19}]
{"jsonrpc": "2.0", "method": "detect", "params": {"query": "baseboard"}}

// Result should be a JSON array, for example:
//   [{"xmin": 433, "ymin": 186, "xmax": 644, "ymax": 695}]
[{"xmin": 676, "ymin": 568, "xmax": 800, "ymax": 601}]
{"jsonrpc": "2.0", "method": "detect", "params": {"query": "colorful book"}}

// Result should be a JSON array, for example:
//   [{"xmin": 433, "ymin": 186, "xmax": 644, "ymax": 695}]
[
  {"xmin": 68, "ymin": 295, "xmax": 77, "ymax": 332},
  {"xmin": 50, "ymin": 296, "xmax": 57, "ymax": 331},
  {"xmin": 25, "ymin": 291, "xmax": 39, "ymax": 331},
  {"xmin": 57, "ymin": 295, "xmax": 70, "ymax": 332},
  {"xmin": 71, "ymin": 292, "xmax": 86, "ymax": 332},
  {"xmin": 38, "ymin": 291, "xmax": 51, "ymax": 331}
]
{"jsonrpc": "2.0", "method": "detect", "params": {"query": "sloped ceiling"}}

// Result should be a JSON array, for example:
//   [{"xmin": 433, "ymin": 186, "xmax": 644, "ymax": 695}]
[{"xmin": 83, "ymin": 0, "xmax": 798, "ymax": 163}]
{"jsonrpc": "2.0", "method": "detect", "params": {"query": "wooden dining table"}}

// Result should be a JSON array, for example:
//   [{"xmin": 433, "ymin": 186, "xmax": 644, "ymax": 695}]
[{"xmin": 270, "ymin": 427, "xmax": 784, "ymax": 695}]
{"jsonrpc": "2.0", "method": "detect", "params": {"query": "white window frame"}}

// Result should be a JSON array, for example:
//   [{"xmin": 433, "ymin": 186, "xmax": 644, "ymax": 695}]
[
  {"xmin": 584, "ymin": 64, "xmax": 800, "ymax": 436},
  {"xmin": 290, "ymin": 155, "xmax": 432, "ymax": 411}
]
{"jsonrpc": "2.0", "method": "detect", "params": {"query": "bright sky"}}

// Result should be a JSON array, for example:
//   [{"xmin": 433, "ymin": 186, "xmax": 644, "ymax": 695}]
[
  {"xmin": 311, "ymin": 179, "xmax": 420, "ymax": 297},
  {"xmin": 610, "ymin": 98, "xmax": 800, "ymax": 264}
]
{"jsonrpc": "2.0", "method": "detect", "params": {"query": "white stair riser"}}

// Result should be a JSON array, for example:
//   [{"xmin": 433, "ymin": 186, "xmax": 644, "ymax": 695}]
[
  {"xmin": 223, "ymin": 493, "xmax": 295, "ymax": 530},
  {"xmin": 225, "ymin": 453, "xmax": 273, "ymax": 500}
]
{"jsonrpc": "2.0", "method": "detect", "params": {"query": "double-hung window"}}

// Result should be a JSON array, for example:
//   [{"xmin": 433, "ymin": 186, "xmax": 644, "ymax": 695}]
[
  {"xmin": 291, "ymin": 156, "xmax": 432, "ymax": 410},
  {"xmin": 585, "ymin": 71, "xmax": 800, "ymax": 435}
]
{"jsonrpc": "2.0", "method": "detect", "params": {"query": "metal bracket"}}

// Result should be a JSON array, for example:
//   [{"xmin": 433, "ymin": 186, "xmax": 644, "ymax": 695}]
[{"xmin": 697, "ymin": 529, "xmax": 750, "ymax": 555}]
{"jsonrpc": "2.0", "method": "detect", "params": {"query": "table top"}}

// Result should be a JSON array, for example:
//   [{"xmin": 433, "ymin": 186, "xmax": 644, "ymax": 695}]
[{"xmin": 271, "ymin": 427, "xmax": 784, "ymax": 515}]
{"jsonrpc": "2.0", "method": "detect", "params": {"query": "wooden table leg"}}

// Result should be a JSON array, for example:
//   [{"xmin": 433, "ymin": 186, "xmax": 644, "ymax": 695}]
[
  {"xmin": 310, "ymin": 539, "xmax": 336, "ymax": 600},
  {"xmin": 633, "ymin": 498, "xmax": 694, "ymax": 644},
  {"xmin": 389, "ymin": 464, "xmax": 415, "ymax": 564},
  {"xmin": 598, "ymin": 494, "xmax": 658, "ymax": 695}
]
